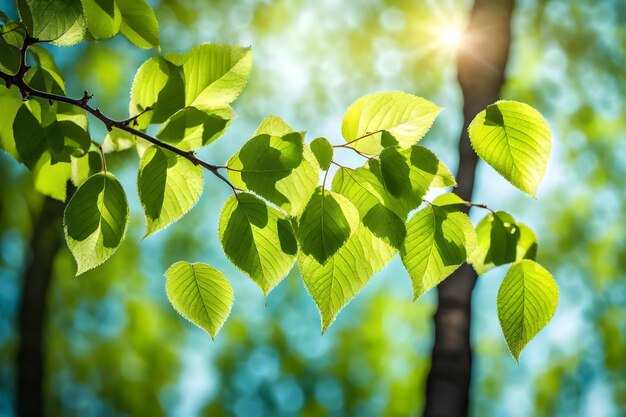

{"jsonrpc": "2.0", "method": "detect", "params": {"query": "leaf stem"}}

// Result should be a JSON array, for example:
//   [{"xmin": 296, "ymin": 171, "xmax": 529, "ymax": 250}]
[
  {"xmin": 465, "ymin": 202, "xmax": 495, "ymax": 213},
  {"xmin": 97, "ymin": 145, "xmax": 107, "ymax": 174},
  {"xmin": 0, "ymin": 34, "xmax": 239, "ymax": 193},
  {"xmin": 333, "ymin": 129, "xmax": 384, "ymax": 147}
]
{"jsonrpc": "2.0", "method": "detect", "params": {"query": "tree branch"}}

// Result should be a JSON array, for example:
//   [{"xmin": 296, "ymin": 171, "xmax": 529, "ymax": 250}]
[{"xmin": 0, "ymin": 36, "xmax": 238, "ymax": 192}]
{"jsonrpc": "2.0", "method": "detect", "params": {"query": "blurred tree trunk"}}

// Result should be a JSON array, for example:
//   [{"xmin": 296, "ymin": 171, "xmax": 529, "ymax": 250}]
[
  {"xmin": 422, "ymin": 1, "xmax": 516, "ymax": 416},
  {"xmin": 16, "ymin": 192, "xmax": 68, "ymax": 417}
]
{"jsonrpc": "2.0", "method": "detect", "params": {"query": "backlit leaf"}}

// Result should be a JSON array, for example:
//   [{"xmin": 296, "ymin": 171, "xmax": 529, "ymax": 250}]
[
  {"xmin": 296, "ymin": 187, "xmax": 359, "ymax": 264},
  {"xmin": 227, "ymin": 117, "xmax": 319, "ymax": 216},
  {"xmin": 498, "ymin": 260, "xmax": 558, "ymax": 361},
  {"xmin": 117, "ymin": 0, "xmax": 159, "ymax": 48},
  {"xmin": 80, "ymin": 0, "xmax": 121, "ymax": 39},
  {"xmin": 18, "ymin": 0, "xmax": 86, "ymax": 45},
  {"xmin": 129, "ymin": 44, "xmax": 251, "ymax": 129},
  {"xmin": 342, "ymin": 92, "xmax": 442, "ymax": 155},
  {"xmin": 469, "ymin": 211, "xmax": 538, "ymax": 275},
  {"xmin": 310, "ymin": 137, "xmax": 333, "ymax": 170},
  {"xmin": 469, "ymin": 100, "xmax": 551, "ymax": 197},
  {"xmin": 299, "ymin": 226, "xmax": 396, "ymax": 332},
  {"xmin": 165, "ymin": 261, "xmax": 233, "ymax": 339},
  {"xmin": 400, "ymin": 199, "xmax": 477, "ymax": 299},
  {"xmin": 218, "ymin": 193, "xmax": 297, "ymax": 295},
  {"xmin": 64, "ymin": 172, "xmax": 129, "ymax": 275},
  {"xmin": 138, "ymin": 146, "xmax": 203, "ymax": 236}
]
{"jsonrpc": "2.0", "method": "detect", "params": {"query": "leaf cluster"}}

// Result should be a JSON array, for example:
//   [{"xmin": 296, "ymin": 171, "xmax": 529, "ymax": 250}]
[{"xmin": 0, "ymin": 2, "xmax": 557, "ymax": 360}]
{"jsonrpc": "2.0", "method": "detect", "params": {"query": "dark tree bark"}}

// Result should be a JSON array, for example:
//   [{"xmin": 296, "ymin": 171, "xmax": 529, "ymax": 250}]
[
  {"xmin": 423, "ymin": 1, "xmax": 516, "ymax": 416},
  {"xmin": 16, "ymin": 192, "xmax": 68, "ymax": 417}
]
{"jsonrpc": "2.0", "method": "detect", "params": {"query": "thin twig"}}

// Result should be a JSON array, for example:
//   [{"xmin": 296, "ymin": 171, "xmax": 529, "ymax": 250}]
[
  {"xmin": 333, "ymin": 129, "xmax": 384, "ymax": 148},
  {"xmin": 465, "ymin": 202, "xmax": 495, "ymax": 213},
  {"xmin": 423, "ymin": 198, "xmax": 495, "ymax": 213},
  {"xmin": 330, "ymin": 160, "xmax": 348, "ymax": 169},
  {"xmin": 0, "ymin": 34, "xmax": 238, "ymax": 193}
]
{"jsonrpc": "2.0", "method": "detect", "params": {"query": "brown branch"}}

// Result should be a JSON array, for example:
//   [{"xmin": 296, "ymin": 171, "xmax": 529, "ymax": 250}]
[{"xmin": 0, "ymin": 35, "xmax": 238, "ymax": 192}]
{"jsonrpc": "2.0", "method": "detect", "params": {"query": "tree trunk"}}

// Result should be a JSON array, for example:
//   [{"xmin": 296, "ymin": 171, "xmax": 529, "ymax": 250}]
[
  {"xmin": 422, "ymin": 1, "xmax": 516, "ymax": 416},
  {"xmin": 16, "ymin": 193, "xmax": 67, "ymax": 417}
]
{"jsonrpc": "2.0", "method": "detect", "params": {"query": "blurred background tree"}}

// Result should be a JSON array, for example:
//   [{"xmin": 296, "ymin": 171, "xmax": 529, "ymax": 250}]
[{"xmin": 0, "ymin": 0, "xmax": 625, "ymax": 416}]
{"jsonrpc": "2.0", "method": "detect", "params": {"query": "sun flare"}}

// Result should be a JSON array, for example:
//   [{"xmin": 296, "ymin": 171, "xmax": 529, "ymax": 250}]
[{"xmin": 439, "ymin": 26, "xmax": 463, "ymax": 49}]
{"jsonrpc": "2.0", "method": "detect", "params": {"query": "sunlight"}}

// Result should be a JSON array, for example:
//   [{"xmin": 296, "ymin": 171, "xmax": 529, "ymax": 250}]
[{"xmin": 439, "ymin": 26, "xmax": 463, "ymax": 49}]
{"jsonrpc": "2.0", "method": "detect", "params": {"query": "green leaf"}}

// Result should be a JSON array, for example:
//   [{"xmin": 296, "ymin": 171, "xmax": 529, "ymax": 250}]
[
  {"xmin": 25, "ymin": 46, "xmax": 66, "ymax": 94},
  {"xmin": 379, "ymin": 145, "xmax": 454, "ymax": 207},
  {"xmin": 299, "ymin": 226, "xmax": 396, "ymax": 333},
  {"xmin": 103, "ymin": 128, "xmax": 136, "ymax": 152},
  {"xmin": 164, "ymin": 261, "xmax": 233, "ymax": 339},
  {"xmin": 341, "ymin": 92, "xmax": 442, "ymax": 155},
  {"xmin": 129, "ymin": 44, "xmax": 251, "ymax": 128},
  {"xmin": 181, "ymin": 44, "xmax": 252, "ymax": 112},
  {"xmin": 13, "ymin": 104, "xmax": 46, "ymax": 169},
  {"xmin": 469, "ymin": 100, "xmax": 551, "ymax": 197},
  {"xmin": 227, "ymin": 117, "xmax": 319, "ymax": 216},
  {"xmin": 129, "ymin": 57, "xmax": 184, "ymax": 128},
  {"xmin": 330, "ymin": 168, "xmax": 406, "ymax": 250},
  {"xmin": 362, "ymin": 203, "xmax": 406, "ymax": 250},
  {"xmin": 117, "ymin": 0, "xmax": 159, "ymax": 48},
  {"xmin": 332, "ymin": 165, "xmax": 410, "ymax": 220},
  {"xmin": 469, "ymin": 211, "xmax": 538, "ymax": 275},
  {"xmin": 252, "ymin": 115, "xmax": 293, "ymax": 136},
  {"xmin": 310, "ymin": 137, "xmax": 333, "ymax": 170},
  {"xmin": 218, "ymin": 193, "xmax": 297, "ymax": 296},
  {"xmin": 80, "ymin": 0, "xmax": 121, "ymax": 39},
  {"xmin": 0, "ymin": 88, "xmax": 22, "ymax": 158},
  {"xmin": 296, "ymin": 187, "xmax": 359, "ymax": 264},
  {"xmin": 64, "ymin": 172, "xmax": 129, "ymax": 275},
  {"xmin": 17, "ymin": 0, "xmax": 86, "ymax": 44},
  {"xmin": 32, "ymin": 152, "xmax": 71, "ymax": 201},
  {"xmin": 498, "ymin": 260, "xmax": 558, "ymax": 361},
  {"xmin": 70, "ymin": 149, "xmax": 102, "ymax": 187},
  {"xmin": 516, "ymin": 224, "xmax": 538, "ymax": 261},
  {"xmin": 400, "ymin": 201, "xmax": 476, "ymax": 299},
  {"xmin": 138, "ymin": 146, "xmax": 204, "ymax": 237},
  {"xmin": 0, "ymin": 22, "xmax": 24, "ymax": 74},
  {"xmin": 12, "ymin": 96, "xmax": 90, "ymax": 168},
  {"xmin": 156, "ymin": 106, "xmax": 232, "ymax": 150}
]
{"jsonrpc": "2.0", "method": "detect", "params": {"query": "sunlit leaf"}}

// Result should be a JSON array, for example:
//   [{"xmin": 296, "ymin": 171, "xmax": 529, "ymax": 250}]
[
  {"xmin": 297, "ymin": 187, "xmax": 359, "ymax": 264},
  {"xmin": 103, "ymin": 128, "xmax": 136, "ymax": 153},
  {"xmin": 379, "ymin": 146, "xmax": 455, "ymax": 207},
  {"xmin": 310, "ymin": 137, "xmax": 333, "ymax": 170},
  {"xmin": 299, "ymin": 226, "xmax": 396, "ymax": 333},
  {"xmin": 0, "ymin": 22, "xmax": 24, "ymax": 74},
  {"xmin": 342, "ymin": 92, "xmax": 442, "ymax": 155},
  {"xmin": 469, "ymin": 211, "xmax": 538, "ymax": 275},
  {"xmin": 80, "ymin": 0, "xmax": 122, "ymax": 39},
  {"xmin": 129, "ymin": 44, "xmax": 251, "ymax": 128},
  {"xmin": 25, "ymin": 46, "xmax": 66, "ymax": 94},
  {"xmin": 218, "ymin": 193, "xmax": 297, "ymax": 295},
  {"xmin": 64, "ymin": 172, "xmax": 129, "ymax": 275},
  {"xmin": 32, "ymin": 152, "xmax": 71, "ymax": 201},
  {"xmin": 17, "ymin": 0, "xmax": 86, "ymax": 44},
  {"xmin": 165, "ymin": 261, "xmax": 233, "ymax": 339},
  {"xmin": 227, "ymin": 117, "xmax": 319, "ymax": 216},
  {"xmin": 138, "ymin": 146, "xmax": 203, "ymax": 236},
  {"xmin": 469, "ymin": 100, "xmax": 551, "ymax": 197},
  {"xmin": 330, "ymin": 167, "xmax": 406, "ymax": 250},
  {"xmin": 401, "ymin": 196, "xmax": 477, "ymax": 299},
  {"xmin": 332, "ymin": 165, "xmax": 410, "ymax": 220},
  {"xmin": 157, "ymin": 106, "xmax": 232, "ymax": 150},
  {"xmin": 117, "ymin": 0, "xmax": 159, "ymax": 48},
  {"xmin": 498, "ymin": 260, "xmax": 558, "ymax": 361}
]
